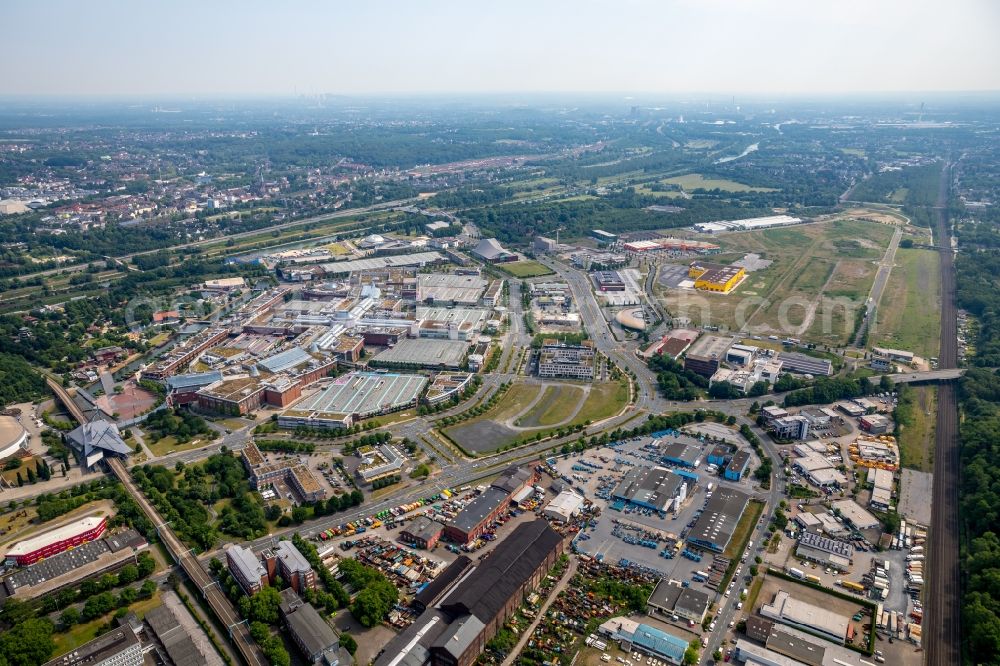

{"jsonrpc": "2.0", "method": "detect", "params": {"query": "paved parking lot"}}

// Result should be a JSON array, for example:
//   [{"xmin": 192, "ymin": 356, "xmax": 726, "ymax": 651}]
[
  {"xmin": 898, "ymin": 468, "xmax": 933, "ymax": 526},
  {"xmin": 683, "ymin": 422, "xmax": 749, "ymax": 447},
  {"xmin": 551, "ymin": 434, "xmax": 761, "ymax": 614},
  {"xmin": 658, "ymin": 264, "xmax": 691, "ymax": 289},
  {"xmin": 771, "ymin": 506, "xmax": 916, "ymax": 613}
]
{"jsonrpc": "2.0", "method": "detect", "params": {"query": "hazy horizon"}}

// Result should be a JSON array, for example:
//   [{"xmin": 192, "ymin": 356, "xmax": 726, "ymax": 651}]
[{"xmin": 3, "ymin": 0, "xmax": 999, "ymax": 97}]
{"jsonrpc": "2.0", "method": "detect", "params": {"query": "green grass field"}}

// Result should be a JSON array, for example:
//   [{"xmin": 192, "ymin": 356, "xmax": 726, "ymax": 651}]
[
  {"xmin": 444, "ymin": 378, "xmax": 629, "ymax": 453},
  {"xmin": 873, "ymin": 248, "xmax": 941, "ymax": 359},
  {"xmin": 484, "ymin": 383, "xmax": 545, "ymax": 422},
  {"xmin": 660, "ymin": 219, "xmax": 893, "ymax": 343},
  {"xmin": 146, "ymin": 435, "xmax": 211, "ymax": 457},
  {"xmin": 571, "ymin": 379, "xmax": 629, "ymax": 424},
  {"xmin": 325, "ymin": 241, "xmax": 353, "ymax": 255},
  {"xmin": 632, "ymin": 185, "xmax": 687, "ymax": 199},
  {"xmin": 720, "ymin": 500, "xmax": 766, "ymax": 588},
  {"xmin": 498, "ymin": 260, "xmax": 555, "ymax": 278},
  {"xmin": 516, "ymin": 385, "xmax": 585, "ymax": 427},
  {"xmin": 663, "ymin": 173, "xmax": 777, "ymax": 193},
  {"xmin": 367, "ymin": 408, "xmax": 418, "ymax": 428},
  {"xmin": 747, "ymin": 258, "xmax": 835, "ymax": 333},
  {"xmin": 148, "ymin": 331, "xmax": 173, "ymax": 347},
  {"xmin": 594, "ymin": 169, "xmax": 646, "ymax": 186},
  {"xmin": 724, "ymin": 500, "xmax": 765, "ymax": 560},
  {"xmin": 896, "ymin": 385, "xmax": 937, "ymax": 472},
  {"xmin": 52, "ymin": 592, "xmax": 162, "ymax": 656},
  {"xmin": 806, "ymin": 259, "xmax": 881, "ymax": 346}
]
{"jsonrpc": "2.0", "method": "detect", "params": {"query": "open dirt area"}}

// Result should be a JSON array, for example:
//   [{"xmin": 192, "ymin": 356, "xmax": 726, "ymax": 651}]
[
  {"xmin": 733, "ymin": 253, "xmax": 773, "ymax": 272},
  {"xmin": 843, "ymin": 207, "xmax": 909, "ymax": 226}
]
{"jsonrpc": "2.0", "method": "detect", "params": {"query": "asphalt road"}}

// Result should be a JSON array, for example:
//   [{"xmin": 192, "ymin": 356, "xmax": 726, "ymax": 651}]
[
  {"xmin": 534, "ymin": 256, "xmax": 789, "ymax": 664},
  {"xmin": 43, "ymin": 247, "xmax": 928, "ymax": 664},
  {"xmin": 926, "ymin": 163, "xmax": 960, "ymax": 666},
  {"xmin": 701, "ymin": 417, "xmax": 785, "ymax": 664},
  {"xmin": 853, "ymin": 224, "xmax": 903, "ymax": 347},
  {"xmin": 537, "ymin": 256, "xmax": 665, "ymax": 414}
]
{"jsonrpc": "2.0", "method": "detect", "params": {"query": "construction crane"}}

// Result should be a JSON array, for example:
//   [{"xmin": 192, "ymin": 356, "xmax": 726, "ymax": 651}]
[{"xmin": 555, "ymin": 225, "xmax": 566, "ymax": 244}]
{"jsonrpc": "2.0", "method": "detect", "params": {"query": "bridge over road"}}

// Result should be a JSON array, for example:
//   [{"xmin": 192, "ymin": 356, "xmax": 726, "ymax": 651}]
[
  {"xmin": 106, "ymin": 458, "xmax": 267, "ymax": 666},
  {"xmin": 886, "ymin": 368, "xmax": 964, "ymax": 384},
  {"xmin": 44, "ymin": 375, "xmax": 88, "ymax": 425}
]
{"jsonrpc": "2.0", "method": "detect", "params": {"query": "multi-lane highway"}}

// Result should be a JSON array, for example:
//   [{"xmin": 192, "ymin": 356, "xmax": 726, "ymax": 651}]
[
  {"xmin": 533, "ymin": 257, "xmax": 791, "ymax": 665},
  {"xmin": 537, "ymin": 255, "xmax": 666, "ymax": 413}
]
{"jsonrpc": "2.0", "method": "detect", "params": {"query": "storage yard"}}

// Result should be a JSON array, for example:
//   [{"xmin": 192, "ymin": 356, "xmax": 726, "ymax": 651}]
[{"xmin": 547, "ymin": 432, "xmax": 763, "ymax": 601}]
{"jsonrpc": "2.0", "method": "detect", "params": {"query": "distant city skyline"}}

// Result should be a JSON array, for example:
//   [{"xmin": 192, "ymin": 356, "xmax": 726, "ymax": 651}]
[{"xmin": 2, "ymin": 0, "xmax": 999, "ymax": 96}]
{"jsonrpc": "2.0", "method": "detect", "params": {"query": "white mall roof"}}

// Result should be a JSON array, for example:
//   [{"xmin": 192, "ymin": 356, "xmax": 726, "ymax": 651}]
[
  {"xmin": 544, "ymin": 490, "xmax": 584, "ymax": 521},
  {"xmin": 6, "ymin": 514, "xmax": 106, "ymax": 557}
]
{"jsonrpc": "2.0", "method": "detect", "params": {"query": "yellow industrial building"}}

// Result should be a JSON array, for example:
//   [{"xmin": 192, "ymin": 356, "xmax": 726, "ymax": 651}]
[{"xmin": 688, "ymin": 261, "xmax": 746, "ymax": 293}]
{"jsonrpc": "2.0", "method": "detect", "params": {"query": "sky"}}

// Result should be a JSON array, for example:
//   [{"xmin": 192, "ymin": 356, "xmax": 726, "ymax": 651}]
[{"xmin": 3, "ymin": 0, "xmax": 999, "ymax": 97}]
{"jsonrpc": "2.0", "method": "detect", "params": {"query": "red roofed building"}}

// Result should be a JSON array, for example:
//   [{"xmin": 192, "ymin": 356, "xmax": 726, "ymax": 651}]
[
  {"xmin": 4, "ymin": 515, "xmax": 108, "ymax": 565},
  {"xmin": 152, "ymin": 310, "xmax": 180, "ymax": 324}
]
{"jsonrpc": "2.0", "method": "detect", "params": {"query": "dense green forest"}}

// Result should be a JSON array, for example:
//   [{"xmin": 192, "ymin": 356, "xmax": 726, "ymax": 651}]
[
  {"xmin": 849, "ymin": 162, "xmax": 943, "ymax": 226},
  {"xmin": 956, "ymin": 198, "xmax": 1000, "ymax": 661},
  {"xmin": 0, "ymin": 353, "xmax": 46, "ymax": 408},
  {"xmin": 957, "ymin": 368, "xmax": 1000, "ymax": 661},
  {"xmin": 131, "ymin": 453, "xmax": 269, "ymax": 549},
  {"xmin": 468, "ymin": 190, "xmax": 770, "ymax": 244},
  {"xmin": 647, "ymin": 354, "xmax": 708, "ymax": 400},
  {"xmin": 956, "ymin": 220, "xmax": 1000, "ymax": 367}
]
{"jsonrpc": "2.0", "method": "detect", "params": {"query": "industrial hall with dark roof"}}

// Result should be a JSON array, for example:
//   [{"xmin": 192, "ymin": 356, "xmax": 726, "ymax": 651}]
[{"xmin": 375, "ymin": 520, "xmax": 565, "ymax": 666}]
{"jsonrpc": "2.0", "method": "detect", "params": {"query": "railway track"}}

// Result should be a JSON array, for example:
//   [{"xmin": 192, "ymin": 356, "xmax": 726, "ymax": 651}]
[
  {"xmin": 45, "ymin": 376, "xmax": 265, "ymax": 666},
  {"xmin": 925, "ymin": 163, "xmax": 961, "ymax": 666},
  {"xmin": 106, "ymin": 458, "xmax": 266, "ymax": 666}
]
